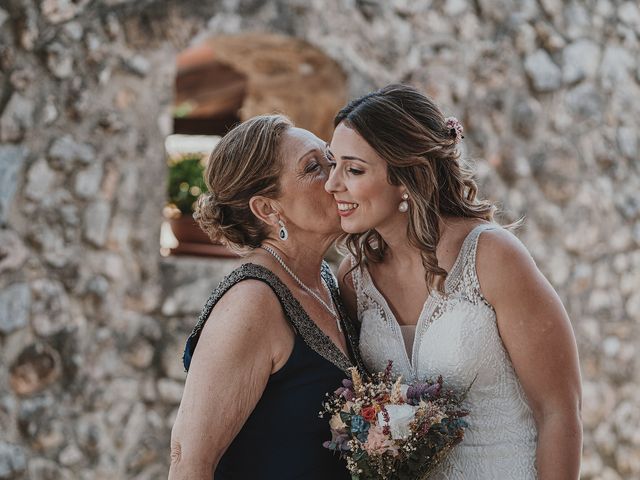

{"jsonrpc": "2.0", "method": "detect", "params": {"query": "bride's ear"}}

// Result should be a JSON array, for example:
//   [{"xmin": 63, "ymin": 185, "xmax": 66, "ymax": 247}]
[{"xmin": 249, "ymin": 196, "xmax": 281, "ymax": 228}]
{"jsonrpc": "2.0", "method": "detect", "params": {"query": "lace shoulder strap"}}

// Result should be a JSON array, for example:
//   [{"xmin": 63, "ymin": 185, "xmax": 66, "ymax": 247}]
[
  {"xmin": 346, "ymin": 254, "xmax": 367, "ymax": 317},
  {"xmin": 348, "ymin": 254, "xmax": 362, "ymax": 292},
  {"xmin": 447, "ymin": 223, "xmax": 499, "ymax": 306}
]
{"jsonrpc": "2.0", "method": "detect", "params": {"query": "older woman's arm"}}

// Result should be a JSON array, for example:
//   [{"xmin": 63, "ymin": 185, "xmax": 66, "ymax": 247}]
[
  {"xmin": 478, "ymin": 229, "xmax": 582, "ymax": 480},
  {"xmin": 169, "ymin": 280, "xmax": 293, "ymax": 480}
]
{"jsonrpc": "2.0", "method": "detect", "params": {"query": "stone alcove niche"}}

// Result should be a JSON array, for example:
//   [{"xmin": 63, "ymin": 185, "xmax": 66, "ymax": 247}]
[{"xmin": 164, "ymin": 32, "xmax": 348, "ymax": 256}]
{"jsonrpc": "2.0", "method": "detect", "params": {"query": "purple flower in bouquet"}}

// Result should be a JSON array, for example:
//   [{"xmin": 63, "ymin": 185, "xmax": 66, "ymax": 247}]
[
  {"xmin": 334, "ymin": 387, "xmax": 355, "ymax": 402},
  {"xmin": 334, "ymin": 378, "xmax": 355, "ymax": 401},
  {"xmin": 323, "ymin": 432, "xmax": 351, "ymax": 452},
  {"xmin": 406, "ymin": 376, "xmax": 443, "ymax": 405},
  {"xmin": 382, "ymin": 360, "xmax": 394, "ymax": 383}
]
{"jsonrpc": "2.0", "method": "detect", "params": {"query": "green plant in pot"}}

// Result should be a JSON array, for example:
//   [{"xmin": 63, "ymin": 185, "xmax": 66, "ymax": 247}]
[
  {"xmin": 167, "ymin": 153, "xmax": 208, "ymax": 215},
  {"xmin": 166, "ymin": 153, "xmax": 219, "ymax": 253}
]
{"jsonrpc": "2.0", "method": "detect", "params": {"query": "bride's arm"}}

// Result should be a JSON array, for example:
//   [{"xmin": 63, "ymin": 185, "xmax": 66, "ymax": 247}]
[
  {"xmin": 477, "ymin": 229, "xmax": 582, "ymax": 480},
  {"xmin": 337, "ymin": 256, "xmax": 358, "ymax": 322},
  {"xmin": 169, "ymin": 280, "xmax": 292, "ymax": 480}
]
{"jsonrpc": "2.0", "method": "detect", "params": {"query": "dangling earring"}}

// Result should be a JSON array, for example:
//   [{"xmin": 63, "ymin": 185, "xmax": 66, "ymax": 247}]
[
  {"xmin": 398, "ymin": 193, "xmax": 409, "ymax": 213},
  {"xmin": 278, "ymin": 220, "xmax": 289, "ymax": 241}
]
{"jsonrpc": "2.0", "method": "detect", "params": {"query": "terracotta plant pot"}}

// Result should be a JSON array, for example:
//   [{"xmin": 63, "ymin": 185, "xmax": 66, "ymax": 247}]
[{"xmin": 168, "ymin": 215, "xmax": 238, "ymax": 257}]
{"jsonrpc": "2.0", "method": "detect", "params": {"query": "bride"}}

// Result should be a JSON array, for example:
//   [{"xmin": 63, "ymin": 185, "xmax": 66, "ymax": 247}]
[{"xmin": 324, "ymin": 84, "xmax": 582, "ymax": 479}]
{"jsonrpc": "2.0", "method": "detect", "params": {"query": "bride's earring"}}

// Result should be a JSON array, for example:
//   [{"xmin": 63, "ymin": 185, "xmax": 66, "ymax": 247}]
[
  {"xmin": 278, "ymin": 220, "xmax": 289, "ymax": 241},
  {"xmin": 398, "ymin": 193, "xmax": 409, "ymax": 213}
]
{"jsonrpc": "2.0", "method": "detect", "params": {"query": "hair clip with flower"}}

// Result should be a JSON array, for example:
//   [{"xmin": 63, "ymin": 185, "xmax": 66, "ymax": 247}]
[{"xmin": 445, "ymin": 116, "xmax": 464, "ymax": 144}]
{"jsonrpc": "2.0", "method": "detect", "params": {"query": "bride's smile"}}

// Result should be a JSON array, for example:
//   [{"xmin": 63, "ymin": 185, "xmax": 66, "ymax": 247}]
[{"xmin": 326, "ymin": 123, "xmax": 408, "ymax": 235}]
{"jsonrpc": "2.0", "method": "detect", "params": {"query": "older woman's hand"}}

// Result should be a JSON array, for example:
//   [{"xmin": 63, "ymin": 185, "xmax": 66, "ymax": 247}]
[{"xmin": 169, "ymin": 280, "xmax": 293, "ymax": 480}]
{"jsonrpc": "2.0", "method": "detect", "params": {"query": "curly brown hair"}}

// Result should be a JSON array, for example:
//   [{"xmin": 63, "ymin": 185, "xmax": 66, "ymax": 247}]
[
  {"xmin": 335, "ymin": 84, "xmax": 496, "ymax": 292},
  {"xmin": 193, "ymin": 114, "xmax": 293, "ymax": 253}
]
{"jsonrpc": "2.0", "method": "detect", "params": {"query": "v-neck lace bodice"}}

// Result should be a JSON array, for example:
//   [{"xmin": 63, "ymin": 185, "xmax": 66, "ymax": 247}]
[
  {"xmin": 352, "ymin": 224, "xmax": 538, "ymax": 479},
  {"xmin": 356, "ymin": 224, "xmax": 483, "ymax": 377}
]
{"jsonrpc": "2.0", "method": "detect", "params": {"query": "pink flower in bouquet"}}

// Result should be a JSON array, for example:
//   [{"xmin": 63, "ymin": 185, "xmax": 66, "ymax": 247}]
[{"xmin": 363, "ymin": 425, "xmax": 399, "ymax": 456}]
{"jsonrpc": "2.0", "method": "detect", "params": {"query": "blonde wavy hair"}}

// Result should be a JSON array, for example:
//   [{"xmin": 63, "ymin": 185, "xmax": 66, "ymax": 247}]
[{"xmin": 193, "ymin": 114, "xmax": 293, "ymax": 253}]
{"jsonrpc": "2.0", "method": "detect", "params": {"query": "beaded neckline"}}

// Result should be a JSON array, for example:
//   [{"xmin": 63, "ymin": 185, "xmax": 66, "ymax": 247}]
[{"xmin": 187, "ymin": 262, "xmax": 361, "ymax": 374}]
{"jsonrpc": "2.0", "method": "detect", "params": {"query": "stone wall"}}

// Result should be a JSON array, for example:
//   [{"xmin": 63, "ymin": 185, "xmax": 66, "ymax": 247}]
[{"xmin": 0, "ymin": 0, "xmax": 638, "ymax": 478}]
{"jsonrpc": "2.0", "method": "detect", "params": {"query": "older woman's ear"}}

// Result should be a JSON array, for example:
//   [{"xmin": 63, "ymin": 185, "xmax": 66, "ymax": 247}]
[{"xmin": 249, "ymin": 196, "xmax": 282, "ymax": 229}]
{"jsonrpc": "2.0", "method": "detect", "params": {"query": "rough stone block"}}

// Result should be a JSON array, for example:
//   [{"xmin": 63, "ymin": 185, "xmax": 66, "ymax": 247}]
[
  {"xmin": 0, "ymin": 145, "xmax": 27, "ymax": 224},
  {"xmin": 0, "ymin": 283, "xmax": 31, "ymax": 335},
  {"xmin": 82, "ymin": 200, "xmax": 111, "ymax": 247},
  {"xmin": 0, "ymin": 94, "xmax": 34, "ymax": 143},
  {"xmin": 0, "ymin": 442, "xmax": 27, "ymax": 479},
  {"xmin": 524, "ymin": 49, "xmax": 562, "ymax": 92},
  {"xmin": 48, "ymin": 136, "xmax": 94, "ymax": 170}
]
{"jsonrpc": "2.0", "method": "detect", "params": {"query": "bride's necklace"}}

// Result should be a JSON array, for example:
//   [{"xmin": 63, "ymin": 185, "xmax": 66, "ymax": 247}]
[{"xmin": 260, "ymin": 245, "xmax": 343, "ymax": 333}]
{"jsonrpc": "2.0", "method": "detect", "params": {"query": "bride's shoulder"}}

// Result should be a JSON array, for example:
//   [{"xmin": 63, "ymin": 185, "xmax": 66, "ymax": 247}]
[
  {"xmin": 476, "ymin": 225, "xmax": 533, "ymax": 264},
  {"xmin": 475, "ymin": 226, "xmax": 541, "ymax": 304}
]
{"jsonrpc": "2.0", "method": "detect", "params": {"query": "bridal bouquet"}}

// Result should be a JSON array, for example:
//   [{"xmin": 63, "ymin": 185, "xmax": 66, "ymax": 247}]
[{"xmin": 322, "ymin": 362, "xmax": 469, "ymax": 480}]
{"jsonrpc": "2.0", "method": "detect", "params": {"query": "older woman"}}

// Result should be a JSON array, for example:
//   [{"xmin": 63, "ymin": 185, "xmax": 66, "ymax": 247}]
[{"xmin": 169, "ymin": 115, "xmax": 364, "ymax": 480}]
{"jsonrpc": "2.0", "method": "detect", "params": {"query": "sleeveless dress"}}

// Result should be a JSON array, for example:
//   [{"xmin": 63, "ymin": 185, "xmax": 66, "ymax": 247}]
[
  {"xmin": 183, "ymin": 262, "xmax": 365, "ymax": 480},
  {"xmin": 353, "ymin": 224, "xmax": 538, "ymax": 479}
]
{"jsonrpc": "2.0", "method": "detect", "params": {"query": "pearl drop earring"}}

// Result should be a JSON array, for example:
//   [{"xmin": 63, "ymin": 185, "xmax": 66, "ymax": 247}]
[{"xmin": 398, "ymin": 193, "xmax": 409, "ymax": 213}]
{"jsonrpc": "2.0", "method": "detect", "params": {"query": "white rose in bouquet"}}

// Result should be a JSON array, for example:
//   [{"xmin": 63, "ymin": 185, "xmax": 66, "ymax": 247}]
[{"xmin": 377, "ymin": 404, "xmax": 419, "ymax": 440}]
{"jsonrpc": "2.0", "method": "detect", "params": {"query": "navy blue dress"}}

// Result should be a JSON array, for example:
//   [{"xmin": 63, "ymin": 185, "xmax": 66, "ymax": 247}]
[{"xmin": 183, "ymin": 262, "xmax": 365, "ymax": 480}]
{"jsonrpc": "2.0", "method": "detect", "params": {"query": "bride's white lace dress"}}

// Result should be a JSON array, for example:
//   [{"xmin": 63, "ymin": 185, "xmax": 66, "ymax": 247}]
[{"xmin": 352, "ymin": 224, "xmax": 538, "ymax": 479}]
